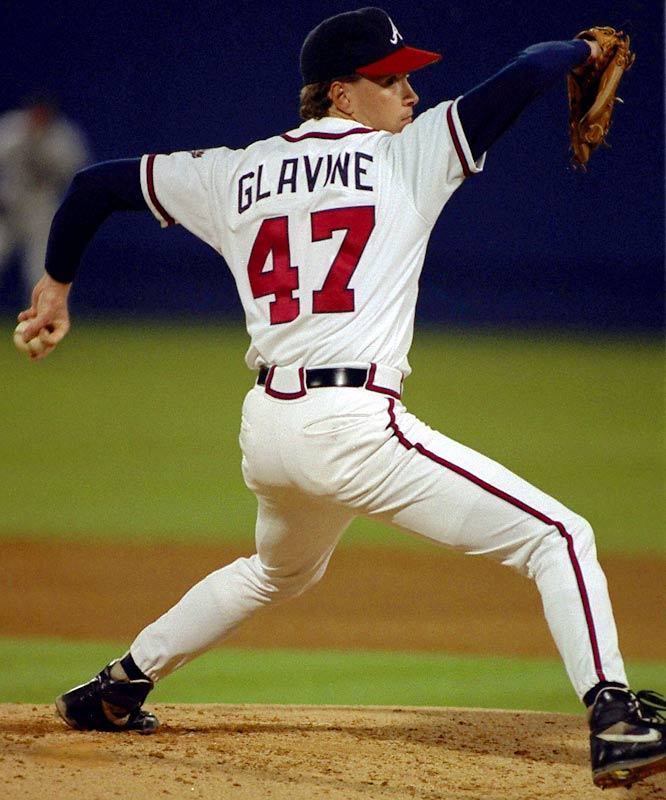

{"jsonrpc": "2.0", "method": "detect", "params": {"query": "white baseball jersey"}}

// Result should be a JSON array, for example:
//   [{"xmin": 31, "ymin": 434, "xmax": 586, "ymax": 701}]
[{"xmin": 140, "ymin": 99, "xmax": 483, "ymax": 375}]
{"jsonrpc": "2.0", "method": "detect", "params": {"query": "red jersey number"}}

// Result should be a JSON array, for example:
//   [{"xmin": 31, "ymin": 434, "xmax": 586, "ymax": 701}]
[
  {"xmin": 246, "ymin": 216, "xmax": 299, "ymax": 325},
  {"xmin": 247, "ymin": 206, "xmax": 375, "ymax": 325}
]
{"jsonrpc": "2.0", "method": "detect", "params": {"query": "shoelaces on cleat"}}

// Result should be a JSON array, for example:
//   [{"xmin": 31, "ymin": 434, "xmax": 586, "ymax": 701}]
[{"xmin": 636, "ymin": 690, "xmax": 666, "ymax": 724}]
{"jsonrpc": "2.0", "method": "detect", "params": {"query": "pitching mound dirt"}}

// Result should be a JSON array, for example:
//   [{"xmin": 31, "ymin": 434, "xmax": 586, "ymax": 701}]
[
  {"xmin": 2, "ymin": 541, "xmax": 664, "ymax": 798},
  {"xmin": 2, "ymin": 703, "xmax": 665, "ymax": 800}
]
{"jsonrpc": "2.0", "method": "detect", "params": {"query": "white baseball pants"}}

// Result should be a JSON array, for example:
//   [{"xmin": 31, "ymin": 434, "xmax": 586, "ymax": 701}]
[{"xmin": 131, "ymin": 372, "xmax": 627, "ymax": 700}]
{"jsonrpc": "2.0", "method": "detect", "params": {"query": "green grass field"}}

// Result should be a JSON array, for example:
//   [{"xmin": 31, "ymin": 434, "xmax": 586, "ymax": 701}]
[
  {"xmin": 1, "ymin": 320, "xmax": 663, "ymax": 552},
  {"xmin": 1, "ymin": 320, "xmax": 664, "ymax": 711},
  {"xmin": 2, "ymin": 638, "xmax": 664, "ymax": 714}
]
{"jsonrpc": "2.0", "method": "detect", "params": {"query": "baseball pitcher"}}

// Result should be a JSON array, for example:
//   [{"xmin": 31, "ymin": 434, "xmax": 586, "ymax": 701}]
[{"xmin": 15, "ymin": 8, "xmax": 664, "ymax": 790}]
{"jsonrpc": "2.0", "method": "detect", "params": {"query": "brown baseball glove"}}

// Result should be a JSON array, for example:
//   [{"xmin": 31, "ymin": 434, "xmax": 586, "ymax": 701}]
[{"xmin": 567, "ymin": 26, "xmax": 635, "ymax": 170}]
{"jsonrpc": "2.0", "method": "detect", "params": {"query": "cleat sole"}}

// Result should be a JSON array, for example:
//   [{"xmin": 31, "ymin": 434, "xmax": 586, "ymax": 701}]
[{"xmin": 593, "ymin": 754, "xmax": 666, "ymax": 789}]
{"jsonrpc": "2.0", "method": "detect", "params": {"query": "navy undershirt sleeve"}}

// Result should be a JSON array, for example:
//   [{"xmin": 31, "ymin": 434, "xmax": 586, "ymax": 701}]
[
  {"xmin": 45, "ymin": 158, "xmax": 147, "ymax": 283},
  {"xmin": 458, "ymin": 40, "xmax": 591, "ymax": 163}
]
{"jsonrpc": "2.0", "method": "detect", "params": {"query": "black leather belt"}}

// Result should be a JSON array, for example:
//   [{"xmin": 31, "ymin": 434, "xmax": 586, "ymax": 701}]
[{"xmin": 258, "ymin": 366, "xmax": 368, "ymax": 389}]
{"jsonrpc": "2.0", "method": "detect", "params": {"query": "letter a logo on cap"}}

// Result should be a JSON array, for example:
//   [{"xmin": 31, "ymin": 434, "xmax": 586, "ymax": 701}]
[{"xmin": 388, "ymin": 16, "xmax": 403, "ymax": 45}]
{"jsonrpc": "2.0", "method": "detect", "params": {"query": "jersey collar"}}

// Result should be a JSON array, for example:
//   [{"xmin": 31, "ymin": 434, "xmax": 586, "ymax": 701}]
[{"xmin": 281, "ymin": 116, "xmax": 376, "ymax": 143}]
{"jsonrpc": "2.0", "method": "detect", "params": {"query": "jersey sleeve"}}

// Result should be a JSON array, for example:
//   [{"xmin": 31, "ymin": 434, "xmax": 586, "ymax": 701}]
[
  {"xmin": 140, "ymin": 148, "xmax": 228, "ymax": 250},
  {"xmin": 387, "ymin": 97, "xmax": 485, "ymax": 223}
]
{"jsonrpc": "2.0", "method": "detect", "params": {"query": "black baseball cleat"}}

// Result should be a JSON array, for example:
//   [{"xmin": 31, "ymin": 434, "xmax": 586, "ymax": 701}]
[
  {"xmin": 590, "ymin": 687, "xmax": 666, "ymax": 788},
  {"xmin": 55, "ymin": 660, "xmax": 160, "ymax": 734}
]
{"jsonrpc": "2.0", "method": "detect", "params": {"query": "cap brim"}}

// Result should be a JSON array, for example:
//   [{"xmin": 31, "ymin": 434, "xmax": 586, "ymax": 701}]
[{"xmin": 356, "ymin": 46, "xmax": 442, "ymax": 77}]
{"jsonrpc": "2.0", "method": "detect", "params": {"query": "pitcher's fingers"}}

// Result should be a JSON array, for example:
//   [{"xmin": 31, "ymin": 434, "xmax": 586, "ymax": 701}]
[
  {"xmin": 21, "ymin": 318, "xmax": 52, "ymax": 342},
  {"xmin": 17, "ymin": 308, "xmax": 38, "ymax": 322},
  {"xmin": 41, "ymin": 324, "xmax": 68, "ymax": 346},
  {"xmin": 30, "ymin": 338, "xmax": 59, "ymax": 361}
]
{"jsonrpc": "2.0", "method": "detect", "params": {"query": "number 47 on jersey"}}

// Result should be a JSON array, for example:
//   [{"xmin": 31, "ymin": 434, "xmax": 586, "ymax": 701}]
[{"xmin": 247, "ymin": 205, "xmax": 375, "ymax": 325}]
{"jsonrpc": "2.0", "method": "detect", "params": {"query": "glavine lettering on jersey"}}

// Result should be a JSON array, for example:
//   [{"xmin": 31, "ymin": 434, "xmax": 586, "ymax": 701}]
[{"xmin": 238, "ymin": 151, "xmax": 374, "ymax": 214}]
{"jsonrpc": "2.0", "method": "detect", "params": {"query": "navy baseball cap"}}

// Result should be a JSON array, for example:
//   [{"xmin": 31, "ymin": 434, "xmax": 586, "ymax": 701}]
[{"xmin": 300, "ymin": 7, "xmax": 441, "ymax": 84}]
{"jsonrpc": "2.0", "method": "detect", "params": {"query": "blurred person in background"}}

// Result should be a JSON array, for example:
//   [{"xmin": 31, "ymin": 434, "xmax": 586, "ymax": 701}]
[{"xmin": 0, "ymin": 93, "xmax": 90, "ymax": 302}]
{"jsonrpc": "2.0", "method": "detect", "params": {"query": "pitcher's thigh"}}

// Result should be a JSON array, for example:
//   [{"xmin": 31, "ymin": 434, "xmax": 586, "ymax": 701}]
[
  {"xmin": 254, "ymin": 490, "xmax": 354, "ymax": 580},
  {"xmin": 369, "ymin": 408, "xmax": 590, "ymax": 570}
]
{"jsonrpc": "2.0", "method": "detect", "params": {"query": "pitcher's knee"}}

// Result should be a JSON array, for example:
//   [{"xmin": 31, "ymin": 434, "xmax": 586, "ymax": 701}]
[
  {"xmin": 574, "ymin": 515, "xmax": 596, "ymax": 553},
  {"xmin": 243, "ymin": 553, "xmax": 326, "ymax": 603},
  {"xmin": 531, "ymin": 512, "xmax": 597, "ymax": 568},
  {"xmin": 519, "ymin": 511, "xmax": 597, "ymax": 579},
  {"xmin": 553, "ymin": 512, "xmax": 596, "ymax": 556}
]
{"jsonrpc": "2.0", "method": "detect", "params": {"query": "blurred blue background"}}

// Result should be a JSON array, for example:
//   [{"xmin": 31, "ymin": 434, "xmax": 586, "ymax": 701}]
[{"xmin": 1, "ymin": 0, "xmax": 663, "ymax": 331}]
